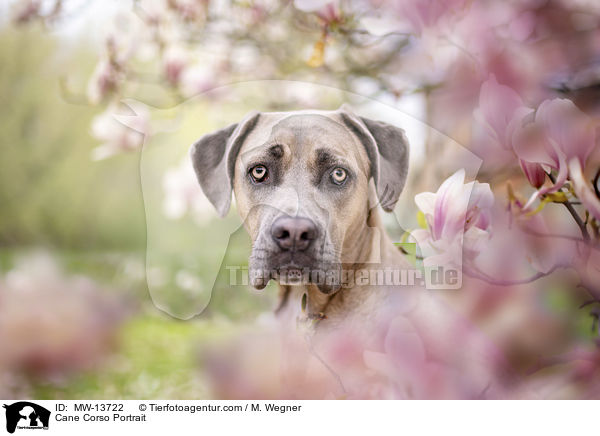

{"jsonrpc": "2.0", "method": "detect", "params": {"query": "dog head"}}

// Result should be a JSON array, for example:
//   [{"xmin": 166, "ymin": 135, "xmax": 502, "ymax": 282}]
[{"xmin": 190, "ymin": 107, "xmax": 409, "ymax": 293}]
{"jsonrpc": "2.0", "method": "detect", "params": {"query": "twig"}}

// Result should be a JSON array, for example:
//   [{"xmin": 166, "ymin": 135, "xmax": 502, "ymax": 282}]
[
  {"xmin": 579, "ymin": 298, "xmax": 600, "ymax": 309},
  {"xmin": 304, "ymin": 334, "xmax": 347, "ymax": 396},
  {"xmin": 547, "ymin": 172, "xmax": 590, "ymax": 240},
  {"xmin": 577, "ymin": 279, "xmax": 600, "ymax": 303},
  {"xmin": 398, "ymin": 245, "xmax": 424, "ymax": 260},
  {"xmin": 521, "ymin": 228, "xmax": 600, "ymax": 250}
]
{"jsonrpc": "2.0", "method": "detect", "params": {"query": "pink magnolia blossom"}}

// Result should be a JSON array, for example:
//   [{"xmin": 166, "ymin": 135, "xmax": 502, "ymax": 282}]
[
  {"xmin": 0, "ymin": 253, "xmax": 128, "ymax": 385},
  {"xmin": 475, "ymin": 77, "xmax": 598, "ymax": 199},
  {"xmin": 512, "ymin": 98, "xmax": 600, "ymax": 218},
  {"xmin": 292, "ymin": 0, "xmax": 335, "ymax": 12},
  {"xmin": 476, "ymin": 75, "xmax": 528, "ymax": 151},
  {"xmin": 179, "ymin": 64, "xmax": 217, "ymax": 99},
  {"xmin": 87, "ymin": 58, "xmax": 121, "ymax": 104},
  {"xmin": 476, "ymin": 76, "xmax": 548, "ymax": 188},
  {"xmin": 90, "ymin": 103, "xmax": 150, "ymax": 160},
  {"xmin": 519, "ymin": 159, "xmax": 546, "ymax": 189},
  {"xmin": 393, "ymin": 0, "xmax": 467, "ymax": 34},
  {"xmin": 364, "ymin": 305, "xmax": 502, "ymax": 399},
  {"xmin": 521, "ymin": 98, "xmax": 595, "ymax": 170},
  {"xmin": 293, "ymin": 0, "xmax": 341, "ymax": 23},
  {"xmin": 412, "ymin": 169, "xmax": 494, "ymax": 266},
  {"xmin": 162, "ymin": 46, "xmax": 189, "ymax": 86},
  {"xmin": 166, "ymin": 0, "xmax": 208, "ymax": 22},
  {"xmin": 12, "ymin": 0, "xmax": 41, "ymax": 24}
]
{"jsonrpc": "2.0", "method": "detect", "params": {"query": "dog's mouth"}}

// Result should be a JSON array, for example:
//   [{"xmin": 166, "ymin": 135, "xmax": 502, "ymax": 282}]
[
  {"xmin": 248, "ymin": 224, "xmax": 342, "ymax": 293},
  {"xmin": 249, "ymin": 251, "xmax": 342, "ymax": 294},
  {"xmin": 274, "ymin": 265, "xmax": 307, "ymax": 284},
  {"xmin": 277, "ymin": 265, "xmax": 342, "ymax": 294}
]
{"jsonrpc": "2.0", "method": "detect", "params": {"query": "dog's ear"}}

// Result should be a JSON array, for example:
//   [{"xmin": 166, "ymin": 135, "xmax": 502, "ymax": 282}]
[
  {"xmin": 339, "ymin": 110, "xmax": 410, "ymax": 212},
  {"xmin": 189, "ymin": 112, "xmax": 261, "ymax": 217}
]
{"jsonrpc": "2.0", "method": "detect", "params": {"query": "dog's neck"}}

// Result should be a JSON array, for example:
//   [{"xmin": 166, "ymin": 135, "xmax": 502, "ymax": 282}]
[{"xmin": 276, "ymin": 206, "xmax": 404, "ymax": 327}]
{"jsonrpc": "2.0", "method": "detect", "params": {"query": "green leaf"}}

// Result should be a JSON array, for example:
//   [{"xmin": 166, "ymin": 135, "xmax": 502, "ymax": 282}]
[{"xmin": 393, "ymin": 242, "xmax": 417, "ymax": 266}]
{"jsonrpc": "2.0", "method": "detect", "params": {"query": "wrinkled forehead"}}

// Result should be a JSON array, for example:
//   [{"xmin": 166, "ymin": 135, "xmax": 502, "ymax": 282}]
[
  {"xmin": 269, "ymin": 114, "xmax": 355, "ymax": 151},
  {"xmin": 239, "ymin": 112, "xmax": 368, "ymax": 171}
]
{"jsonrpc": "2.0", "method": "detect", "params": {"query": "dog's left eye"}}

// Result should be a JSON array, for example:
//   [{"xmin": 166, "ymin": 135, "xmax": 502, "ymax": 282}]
[
  {"xmin": 330, "ymin": 167, "xmax": 347, "ymax": 185},
  {"xmin": 249, "ymin": 165, "xmax": 269, "ymax": 183}
]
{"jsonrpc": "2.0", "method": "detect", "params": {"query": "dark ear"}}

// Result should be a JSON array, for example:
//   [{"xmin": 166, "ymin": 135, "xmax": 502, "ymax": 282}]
[
  {"xmin": 340, "ymin": 111, "xmax": 410, "ymax": 212},
  {"xmin": 189, "ymin": 112, "xmax": 261, "ymax": 217}
]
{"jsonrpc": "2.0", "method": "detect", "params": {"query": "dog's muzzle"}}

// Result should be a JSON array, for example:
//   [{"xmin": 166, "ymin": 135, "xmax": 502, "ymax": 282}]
[{"xmin": 249, "ymin": 215, "xmax": 341, "ymax": 294}]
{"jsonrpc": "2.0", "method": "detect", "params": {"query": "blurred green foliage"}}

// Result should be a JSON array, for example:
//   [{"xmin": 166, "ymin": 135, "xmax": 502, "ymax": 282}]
[
  {"xmin": 0, "ymin": 28, "xmax": 145, "ymax": 250},
  {"xmin": 32, "ymin": 314, "xmax": 215, "ymax": 399}
]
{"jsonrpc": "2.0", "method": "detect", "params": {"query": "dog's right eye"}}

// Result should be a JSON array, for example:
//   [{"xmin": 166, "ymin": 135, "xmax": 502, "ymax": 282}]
[{"xmin": 249, "ymin": 165, "xmax": 269, "ymax": 183}]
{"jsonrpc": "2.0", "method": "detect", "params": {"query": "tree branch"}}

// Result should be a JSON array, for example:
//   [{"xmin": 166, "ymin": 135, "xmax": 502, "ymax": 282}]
[{"xmin": 547, "ymin": 172, "xmax": 590, "ymax": 240}]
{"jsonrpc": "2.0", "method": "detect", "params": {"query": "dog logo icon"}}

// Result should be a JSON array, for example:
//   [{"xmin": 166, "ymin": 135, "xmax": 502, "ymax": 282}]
[{"xmin": 3, "ymin": 402, "xmax": 50, "ymax": 434}]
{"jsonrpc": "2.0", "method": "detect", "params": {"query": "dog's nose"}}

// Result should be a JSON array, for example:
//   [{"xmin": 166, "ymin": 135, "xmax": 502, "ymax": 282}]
[{"xmin": 271, "ymin": 216, "xmax": 318, "ymax": 251}]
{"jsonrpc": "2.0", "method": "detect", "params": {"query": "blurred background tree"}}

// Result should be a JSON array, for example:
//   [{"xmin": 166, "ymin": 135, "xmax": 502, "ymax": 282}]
[{"xmin": 0, "ymin": 28, "xmax": 145, "ymax": 250}]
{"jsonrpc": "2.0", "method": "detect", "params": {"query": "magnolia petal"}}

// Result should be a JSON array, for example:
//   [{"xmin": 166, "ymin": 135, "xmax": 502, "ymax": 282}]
[
  {"xmin": 409, "ymin": 228, "xmax": 433, "ymax": 247},
  {"xmin": 478, "ymin": 75, "xmax": 526, "ymax": 149},
  {"xmin": 519, "ymin": 159, "xmax": 546, "ymax": 188},
  {"xmin": 522, "ymin": 189, "xmax": 541, "ymax": 212},
  {"xmin": 512, "ymin": 113, "xmax": 557, "ymax": 168},
  {"xmin": 423, "ymin": 246, "xmax": 463, "ymax": 269},
  {"xmin": 537, "ymin": 98, "xmax": 596, "ymax": 166},
  {"xmin": 414, "ymin": 192, "xmax": 437, "ymax": 216},
  {"xmin": 569, "ymin": 158, "xmax": 600, "ymax": 221},
  {"xmin": 363, "ymin": 350, "xmax": 395, "ymax": 378},
  {"xmin": 522, "ymin": 149, "xmax": 569, "ymax": 211},
  {"xmin": 433, "ymin": 169, "xmax": 469, "ymax": 241},
  {"xmin": 463, "ymin": 226, "xmax": 491, "ymax": 260},
  {"xmin": 384, "ymin": 317, "xmax": 426, "ymax": 366},
  {"xmin": 553, "ymin": 150, "xmax": 569, "ymax": 193},
  {"xmin": 469, "ymin": 181, "xmax": 494, "ymax": 210},
  {"xmin": 293, "ymin": 0, "xmax": 337, "ymax": 12},
  {"xmin": 466, "ymin": 182, "xmax": 494, "ymax": 231},
  {"xmin": 395, "ymin": 0, "xmax": 467, "ymax": 34}
]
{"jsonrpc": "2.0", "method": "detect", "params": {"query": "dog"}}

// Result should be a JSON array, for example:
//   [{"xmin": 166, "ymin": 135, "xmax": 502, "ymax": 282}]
[
  {"xmin": 190, "ymin": 106, "xmax": 416, "ymax": 327},
  {"xmin": 190, "ymin": 107, "xmax": 503, "ymax": 398}
]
